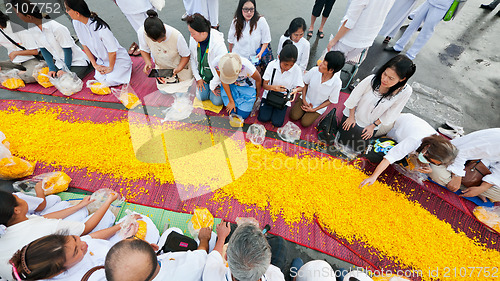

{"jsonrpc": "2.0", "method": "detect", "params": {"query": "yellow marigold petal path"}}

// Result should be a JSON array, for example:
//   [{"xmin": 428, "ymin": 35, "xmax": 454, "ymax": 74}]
[{"xmin": 1, "ymin": 105, "xmax": 499, "ymax": 280}]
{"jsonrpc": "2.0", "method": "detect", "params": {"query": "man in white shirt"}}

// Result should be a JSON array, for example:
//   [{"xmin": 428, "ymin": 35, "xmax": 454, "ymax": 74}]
[
  {"xmin": 203, "ymin": 222, "xmax": 285, "ymax": 281},
  {"xmin": 429, "ymin": 128, "xmax": 500, "ymax": 202},
  {"xmin": 326, "ymin": 0, "xmax": 396, "ymax": 62},
  {"xmin": 104, "ymin": 228, "xmax": 212, "ymax": 281}
]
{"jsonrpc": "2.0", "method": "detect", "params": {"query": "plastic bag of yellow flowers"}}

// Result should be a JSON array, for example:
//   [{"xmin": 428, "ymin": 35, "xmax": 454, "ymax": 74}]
[
  {"xmin": 0, "ymin": 156, "xmax": 35, "ymax": 180},
  {"xmin": 0, "ymin": 131, "xmax": 11, "ymax": 160},
  {"xmin": 87, "ymin": 80, "xmax": 111, "ymax": 95},
  {"xmin": 188, "ymin": 208, "xmax": 214, "ymax": 239},
  {"xmin": 12, "ymin": 171, "xmax": 72, "ymax": 195},
  {"xmin": 0, "ymin": 69, "xmax": 25, "ymax": 89},
  {"xmin": 118, "ymin": 210, "xmax": 160, "ymax": 243},
  {"xmin": 32, "ymin": 63, "xmax": 53, "ymax": 88},
  {"xmin": 111, "ymin": 84, "xmax": 141, "ymax": 109},
  {"xmin": 473, "ymin": 206, "xmax": 500, "ymax": 233}
]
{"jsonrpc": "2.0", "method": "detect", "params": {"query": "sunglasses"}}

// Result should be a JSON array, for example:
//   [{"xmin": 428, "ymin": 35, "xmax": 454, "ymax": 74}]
[{"xmin": 242, "ymin": 8, "xmax": 254, "ymax": 13}]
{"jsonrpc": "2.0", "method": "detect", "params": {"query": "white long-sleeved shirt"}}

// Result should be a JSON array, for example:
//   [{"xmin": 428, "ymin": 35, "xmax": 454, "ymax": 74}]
[
  {"xmin": 383, "ymin": 113, "xmax": 437, "ymax": 164},
  {"xmin": 339, "ymin": 0, "xmax": 396, "ymax": 49},
  {"xmin": 448, "ymin": 128, "xmax": 500, "ymax": 179},
  {"xmin": 228, "ymin": 17, "xmax": 271, "ymax": 61},
  {"xmin": 277, "ymin": 35, "xmax": 310, "ymax": 71},
  {"xmin": 343, "ymin": 74, "xmax": 412, "ymax": 128}
]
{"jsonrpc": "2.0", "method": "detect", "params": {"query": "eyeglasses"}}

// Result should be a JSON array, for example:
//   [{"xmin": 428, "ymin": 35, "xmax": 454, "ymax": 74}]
[{"xmin": 242, "ymin": 8, "xmax": 255, "ymax": 13}]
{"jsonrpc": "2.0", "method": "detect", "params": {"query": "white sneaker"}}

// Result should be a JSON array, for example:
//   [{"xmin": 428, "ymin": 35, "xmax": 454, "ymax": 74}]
[
  {"xmin": 445, "ymin": 121, "xmax": 464, "ymax": 135},
  {"xmin": 438, "ymin": 127, "xmax": 461, "ymax": 139}
]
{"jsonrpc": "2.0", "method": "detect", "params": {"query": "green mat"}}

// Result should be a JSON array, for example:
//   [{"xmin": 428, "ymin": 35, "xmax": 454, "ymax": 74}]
[{"xmin": 57, "ymin": 192, "xmax": 221, "ymax": 238}]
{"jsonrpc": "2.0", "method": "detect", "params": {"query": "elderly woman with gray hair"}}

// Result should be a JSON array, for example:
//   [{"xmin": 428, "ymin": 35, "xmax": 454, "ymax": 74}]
[{"xmin": 203, "ymin": 222, "xmax": 285, "ymax": 281}]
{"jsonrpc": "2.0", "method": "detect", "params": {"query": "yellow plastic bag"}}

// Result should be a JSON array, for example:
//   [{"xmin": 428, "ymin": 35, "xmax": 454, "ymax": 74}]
[
  {"xmin": 111, "ymin": 84, "xmax": 141, "ymax": 109},
  {"xmin": 41, "ymin": 171, "xmax": 72, "ymax": 195},
  {"xmin": 2, "ymin": 78, "xmax": 25, "ymax": 89},
  {"xmin": 0, "ymin": 156, "xmax": 35, "ymax": 180},
  {"xmin": 87, "ymin": 80, "xmax": 111, "ymax": 95},
  {"xmin": 188, "ymin": 208, "xmax": 214, "ymax": 238},
  {"xmin": 35, "ymin": 66, "xmax": 53, "ymax": 88}
]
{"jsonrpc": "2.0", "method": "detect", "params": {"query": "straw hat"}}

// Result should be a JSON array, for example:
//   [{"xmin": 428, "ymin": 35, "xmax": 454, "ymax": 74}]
[{"xmin": 219, "ymin": 53, "xmax": 242, "ymax": 84}]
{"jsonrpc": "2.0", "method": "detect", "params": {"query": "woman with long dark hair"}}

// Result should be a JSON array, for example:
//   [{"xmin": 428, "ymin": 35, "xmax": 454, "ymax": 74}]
[
  {"xmin": 187, "ymin": 13, "xmax": 227, "ymax": 106},
  {"xmin": 12, "ymin": 0, "xmax": 91, "ymax": 79},
  {"xmin": 228, "ymin": 0, "xmax": 272, "ymax": 73},
  {"xmin": 65, "ymin": 0, "xmax": 132, "ymax": 86},
  {"xmin": 337, "ymin": 55, "xmax": 416, "ymax": 152},
  {"xmin": 277, "ymin": 17, "xmax": 310, "ymax": 71},
  {"xmin": 139, "ymin": 10, "xmax": 193, "ymax": 94}
]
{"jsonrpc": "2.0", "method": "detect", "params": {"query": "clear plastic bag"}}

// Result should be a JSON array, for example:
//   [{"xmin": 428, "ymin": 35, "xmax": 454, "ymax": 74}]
[
  {"xmin": 392, "ymin": 163, "xmax": 428, "ymax": 186},
  {"xmin": 87, "ymin": 80, "xmax": 111, "ymax": 95},
  {"xmin": 111, "ymin": 84, "xmax": 141, "ymax": 109},
  {"xmin": 247, "ymin": 124, "xmax": 266, "ymax": 145},
  {"xmin": 161, "ymin": 95, "xmax": 193, "ymax": 122},
  {"xmin": 250, "ymin": 97, "xmax": 261, "ymax": 118},
  {"xmin": 229, "ymin": 114, "xmax": 244, "ymax": 128},
  {"xmin": 86, "ymin": 188, "xmax": 124, "ymax": 215},
  {"xmin": 277, "ymin": 121, "xmax": 301, "ymax": 143},
  {"xmin": 0, "ymin": 69, "xmax": 25, "ymax": 89},
  {"xmin": 50, "ymin": 70, "xmax": 83, "ymax": 96},
  {"xmin": 13, "ymin": 171, "xmax": 71, "ymax": 195},
  {"xmin": 473, "ymin": 206, "xmax": 500, "ymax": 233},
  {"xmin": 119, "ymin": 210, "xmax": 149, "ymax": 240},
  {"xmin": 188, "ymin": 208, "xmax": 214, "ymax": 239},
  {"xmin": 0, "ymin": 131, "xmax": 11, "ymax": 160},
  {"xmin": 0, "ymin": 131, "xmax": 10, "ymax": 150},
  {"xmin": 32, "ymin": 62, "xmax": 53, "ymax": 88},
  {"xmin": 0, "ymin": 156, "xmax": 35, "ymax": 180}
]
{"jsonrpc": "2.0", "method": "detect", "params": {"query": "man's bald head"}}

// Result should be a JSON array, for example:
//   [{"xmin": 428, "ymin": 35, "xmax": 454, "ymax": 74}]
[{"xmin": 105, "ymin": 239, "xmax": 158, "ymax": 281}]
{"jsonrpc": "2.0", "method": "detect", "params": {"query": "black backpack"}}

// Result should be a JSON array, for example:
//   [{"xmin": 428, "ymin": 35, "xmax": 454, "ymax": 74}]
[{"xmin": 317, "ymin": 108, "xmax": 338, "ymax": 146}]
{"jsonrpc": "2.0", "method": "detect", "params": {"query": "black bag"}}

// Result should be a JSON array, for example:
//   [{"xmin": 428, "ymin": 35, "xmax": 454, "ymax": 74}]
[
  {"xmin": 361, "ymin": 137, "xmax": 398, "ymax": 163},
  {"xmin": 159, "ymin": 231, "xmax": 198, "ymax": 254},
  {"xmin": 265, "ymin": 68, "xmax": 291, "ymax": 110},
  {"xmin": 317, "ymin": 108, "xmax": 337, "ymax": 146}
]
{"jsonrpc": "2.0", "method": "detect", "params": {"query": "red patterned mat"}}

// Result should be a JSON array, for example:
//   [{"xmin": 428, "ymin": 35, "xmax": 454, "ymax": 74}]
[{"xmin": 2, "ymin": 100, "xmax": 499, "ymax": 278}]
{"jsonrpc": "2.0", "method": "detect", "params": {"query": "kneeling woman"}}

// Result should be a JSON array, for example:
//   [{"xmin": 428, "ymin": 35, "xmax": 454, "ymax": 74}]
[
  {"xmin": 215, "ymin": 53, "xmax": 261, "ymax": 119},
  {"xmin": 257, "ymin": 40, "xmax": 303, "ymax": 127},
  {"xmin": 65, "ymin": 0, "xmax": 132, "ymax": 86},
  {"xmin": 139, "ymin": 10, "xmax": 193, "ymax": 94},
  {"xmin": 14, "ymin": 0, "xmax": 91, "ymax": 79},
  {"xmin": 187, "ymin": 13, "xmax": 228, "ymax": 106},
  {"xmin": 339, "ymin": 55, "xmax": 416, "ymax": 152}
]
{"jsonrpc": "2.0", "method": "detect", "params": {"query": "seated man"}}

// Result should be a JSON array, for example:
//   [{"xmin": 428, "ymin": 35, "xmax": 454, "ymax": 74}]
[
  {"xmin": 203, "ymin": 221, "xmax": 285, "ymax": 281},
  {"xmin": 104, "ymin": 227, "xmax": 211, "ymax": 281},
  {"xmin": 429, "ymin": 128, "xmax": 500, "ymax": 202}
]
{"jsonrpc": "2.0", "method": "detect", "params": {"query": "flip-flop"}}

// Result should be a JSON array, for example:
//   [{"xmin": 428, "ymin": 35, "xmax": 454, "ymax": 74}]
[
  {"xmin": 307, "ymin": 30, "xmax": 313, "ymax": 38},
  {"xmin": 128, "ymin": 42, "xmax": 137, "ymax": 56},
  {"xmin": 317, "ymin": 30, "xmax": 324, "ymax": 39}
]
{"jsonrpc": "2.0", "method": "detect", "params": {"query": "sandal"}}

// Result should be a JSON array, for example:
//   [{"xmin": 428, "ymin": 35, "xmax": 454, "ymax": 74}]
[
  {"xmin": 128, "ymin": 42, "xmax": 138, "ymax": 56},
  {"xmin": 383, "ymin": 36, "xmax": 391, "ymax": 44},
  {"xmin": 307, "ymin": 30, "xmax": 313, "ymax": 38},
  {"xmin": 317, "ymin": 30, "xmax": 324, "ymax": 39}
]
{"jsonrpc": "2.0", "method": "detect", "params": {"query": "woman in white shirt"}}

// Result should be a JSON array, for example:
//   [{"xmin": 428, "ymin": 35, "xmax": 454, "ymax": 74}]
[
  {"xmin": 257, "ymin": 40, "xmax": 303, "ymax": 128},
  {"xmin": 359, "ymin": 114, "xmax": 457, "ymax": 188},
  {"xmin": 13, "ymin": 0, "xmax": 91, "ymax": 79},
  {"xmin": 214, "ymin": 53, "xmax": 262, "ymax": 119},
  {"xmin": 0, "ymin": 11, "xmax": 41, "ymax": 83},
  {"xmin": 277, "ymin": 18, "xmax": 310, "ymax": 71},
  {"xmin": 65, "ymin": 0, "xmax": 132, "ymax": 86},
  {"xmin": 139, "ymin": 10, "xmax": 193, "ymax": 94},
  {"xmin": 0, "ymin": 191, "xmax": 118, "ymax": 281},
  {"xmin": 187, "ymin": 13, "xmax": 228, "ymax": 106},
  {"xmin": 290, "ymin": 51, "xmax": 344, "ymax": 127},
  {"xmin": 339, "ymin": 55, "xmax": 416, "ymax": 152},
  {"xmin": 228, "ymin": 0, "xmax": 272, "ymax": 73}
]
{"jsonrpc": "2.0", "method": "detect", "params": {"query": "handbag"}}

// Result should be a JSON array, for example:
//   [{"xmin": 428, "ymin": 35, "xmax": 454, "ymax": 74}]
[
  {"xmin": 462, "ymin": 160, "xmax": 491, "ymax": 187},
  {"xmin": 265, "ymin": 68, "xmax": 292, "ymax": 110},
  {"xmin": 317, "ymin": 108, "xmax": 337, "ymax": 146},
  {"xmin": 158, "ymin": 231, "xmax": 198, "ymax": 254},
  {"xmin": 81, "ymin": 266, "xmax": 104, "ymax": 281}
]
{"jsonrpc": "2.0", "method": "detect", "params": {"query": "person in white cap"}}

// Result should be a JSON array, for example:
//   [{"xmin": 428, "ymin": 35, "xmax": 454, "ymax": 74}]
[
  {"xmin": 294, "ymin": 260, "xmax": 337, "ymax": 281},
  {"xmin": 214, "ymin": 53, "xmax": 262, "ymax": 119}
]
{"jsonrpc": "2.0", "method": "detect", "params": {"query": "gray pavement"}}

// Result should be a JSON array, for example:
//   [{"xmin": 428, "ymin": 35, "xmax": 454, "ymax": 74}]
[{"xmin": 0, "ymin": 0, "xmax": 499, "ymax": 277}]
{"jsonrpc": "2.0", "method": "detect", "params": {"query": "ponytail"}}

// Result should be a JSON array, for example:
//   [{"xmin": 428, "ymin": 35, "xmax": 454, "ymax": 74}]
[{"xmin": 65, "ymin": 0, "xmax": 110, "ymax": 31}]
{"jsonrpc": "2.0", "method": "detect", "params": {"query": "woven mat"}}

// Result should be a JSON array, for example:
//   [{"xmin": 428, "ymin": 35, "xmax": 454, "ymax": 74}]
[{"xmin": 3, "ymin": 100, "xmax": 499, "ymax": 274}]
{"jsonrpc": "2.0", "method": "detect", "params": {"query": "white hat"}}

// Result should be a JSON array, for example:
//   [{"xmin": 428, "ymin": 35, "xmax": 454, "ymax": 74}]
[
  {"xmin": 218, "ymin": 53, "xmax": 242, "ymax": 84},
  {"xmin": 296, "ymin": 260, "xmax": 336, "ymax": 281},
  {"xmin": 343, "ymin": 270, "xmax": 373, "ymax": 281}
]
